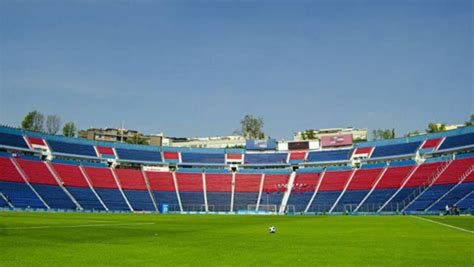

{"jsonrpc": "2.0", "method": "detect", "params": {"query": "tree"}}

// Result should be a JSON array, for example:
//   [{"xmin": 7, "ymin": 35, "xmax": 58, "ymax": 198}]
[
  {"xmin": 240, "ymin": 115, "xmax": 265, "ymax": 139},
  {"xmin": 465, "ymin": 114, "xmax": 474, "ymax": 126},
  {"xmin": 62, "ymin": 122, "xmax": 76, "ymax": 137},
  {"xmin": 21, "ymin": 110, "xmax": 44, "ymax": 132},
  {"xmin": 46, "ymin": 115, "xmax": 61, "ymax": 134},
  {"xmin": 301, "ymin": 129, "xmax": 316, "ymax": 140},
  {"xmin": 372, "ymin": 129, "xmax": 395, "ymax": 140},
  {"xmin": 426, "ymin": 123, "xmax": 446, "ymax": 133},
  {"xmin": 125, "ymin": 134, "xmax": 148, "ymax": 145}
]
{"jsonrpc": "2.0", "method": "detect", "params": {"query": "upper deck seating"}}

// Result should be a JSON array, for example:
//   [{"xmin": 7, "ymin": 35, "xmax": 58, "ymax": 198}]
[
  {"xmin": 371, "ymin": 141, "xmax": 421, "ymax": 158},
  {"xmin": 47, "ymin": 140, "xmax": 97, "ymax": 157},
  {"xmin": 115, "ymin": 148, "xmax": 162, "ymax": 163},
  {"xmin": 244, "ymin": 153, "xmax": 287, "ymax": 164},
  {"xmin": 181, "ymin": 152, "xmax": 225, "ymax": 164},
  {"xmin": 306, "ymin": 149, "xmax": 352, "ymax": 163},
  {"xmin": 0, "ymin": 132, "xmax": 29, "ymax": 149},
  {"xmin": 438, "ymin": 132, "xmax": 474, "ymax": 150}
]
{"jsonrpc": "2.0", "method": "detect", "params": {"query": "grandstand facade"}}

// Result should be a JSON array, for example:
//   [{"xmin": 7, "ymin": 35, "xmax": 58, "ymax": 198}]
[{"xmin": 0, "ymin": 125, "xmax": 473, "ymax": 214}]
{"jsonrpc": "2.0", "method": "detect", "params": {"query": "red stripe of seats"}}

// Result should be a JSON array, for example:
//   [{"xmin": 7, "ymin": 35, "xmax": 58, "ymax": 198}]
[
  {"xmin": 318, "ymin": 170, "xmax": 353, "ymax": 191},
  {"xmin": 52, "ymin": 163, "xmax": 89, "ymax": 187},
  {"xmin": 17, "ymin": 159, "xmax": 57, "ymax": 185},
  {"xmin": 146, "ymin": 171, "xmax": 175, "ymax": 191},
  {"xmin": 435, "ymin": 158, "xmax": 474, "ymax": 185},
  {"xmin": 176, "ymin": 172, "xmax": 203, "ymax": 192},
  {"xmin": 346, "ymin": 168, "xmax": 382, "ymax": 190},
  {"xmin": 163, "ymin": 152, "xmax": 179, "ymax": 160},
  {"xmin": 354, "ymin": 147, "xmax": 373, "ymax": 155},
  {"xmin": 83, "ymin": 167, "xmax": 118, "ymax": 189},
  {"xmin": 115, "ymin": 169, "xmax": 147, "ymax": 190},
  {"xmin": 421, "ymin": 138, "xmax": 443, "ymax": 149},
  {"xmin": 0, "ymin": 157, "xmax": 24, "ymax": 182},
  {"xmin": 293, "ymin": 172, "xmax": 321, "ymax": 192},
  {"xmin": 96, "ymin": 146, "xmax": 114, "ymax": 155},
  {"xmin": 27, "ymin": 137, "xmax": 46, "ymax": 146},
  {"xmin": 205, "ymin": 173, "xmax": 232, "ymax": 192},
  {"xmin": 290, "ymin": 152, "xmax": 306, "ymax": 160},
  {"xmin": 235, "ymin": 173, "xmax": 261, "ymax": 192},
  {"xmin": 227, "ymin": 154, "xmax": 242, "ymax": 160},
  {"xmin": 375, "ymin": 166, "xmax": 414, "ymax": 189},
  {"xmin": 404, "ymin": 162, "xmax": 443, "ymax": 187},
  {"xmin": 262, "ymin": 174, "xmax": 289, "ymax": 192}
]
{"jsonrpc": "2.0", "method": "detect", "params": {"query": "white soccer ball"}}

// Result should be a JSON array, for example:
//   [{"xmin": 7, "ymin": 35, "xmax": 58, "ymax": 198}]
[{"xmin": 268, "ymin": 226, "xmax": 276, "ymax": 234}]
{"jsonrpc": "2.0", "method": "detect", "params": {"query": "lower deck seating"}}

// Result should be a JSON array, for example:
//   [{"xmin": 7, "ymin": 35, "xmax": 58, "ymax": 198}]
[
  {"xmin": 457, "ymin": 192, "xmax": 474, "ymax": 211},
  {"xmin": 429, "ymin": 182, "xmax": 474, "ymax": 211},
  {"xmin": 123, "ymin": 189, "xmax": 155, "ymax": 211},
  {"xmin": 206, "ymin": 192, "xmax": 231, "ymax": 211},
  {"xmin": 0, "ymin": 181, "xmax": 46, "ymax": 209},
  {"xmin": 179, "ymin": 192, "xmax": 204, "ymax": 211},
  {"xmin": 152, "ymin": 191, "xmax": 180, "ymax": 211},
  {"xmin": 259, "ymin": 192, "xmax": 284, "ymax": 209},
  {"xmin": 95, "ymin": 188, "xmax": 130, "ymax": 211},
  {"xmin": 405, "ymin": 184, "xmax": 454, "ymax": 211},
  {"xmin": 307, "ymin": 191, "xmax": 340, "ymax": 212},
  {"xmin": 0, "ymin": 196, "xmax": 8, "ymax": 207},
  {"xmin": 381, "ymin": 187, "xmax": 417, "ymax": 211},
  {"xmin": 333, "ymin": 190, "xmax": 370, "ymax": 212},
  {"xmin": 358, "ymin": 188, "xmax": 397, "ymax": 212},
  {"xmin": 287, "ymin": 192, "xmax": 313, "ymax": 212},
  {"xmin": 233, "ymin": 192, "xmax": 258, "ymax": 211},
  {"xmin": 66, "ymin": 186, "xmax": 105, "ymax": 210},
  {"xmin": 31, "ymin": 184, "xmax": 76, "ymax": 210}
]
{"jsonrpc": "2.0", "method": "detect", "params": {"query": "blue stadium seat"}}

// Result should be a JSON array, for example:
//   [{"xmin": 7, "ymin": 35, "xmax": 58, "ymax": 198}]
[
  {"xmin": 306, "ymin": 149, "xmax": 352, "ymax": 163},
  {"xmin": 428, "ymin": 182, "xmax": 474, "ymax": 211},
  {"xmin": 153, "ymin": 191, "xmax": 180, "ymax": 211},
  {"xmin": 371, "ymin": 141, "xmax": 421, "ymax": 158},
  {"xmin": 48, "ymin": 140, "xmax": 97, "ymax": 157},
  {"xmin": 233, "ymin": 192, "xmax": 258, "ymax": 211},
  {"xmin": 31, "ymin": 184, "xmax": 77, "ymax": 210},
  {"xmin": 181, "ymin": 153, "xmax": 225, "ymax": 164},
  {"xmin": 438, "ymin": 133, "xmax": 474, "ymax": 151},
  {"xmin": 259, "ymin": 192, "xmax": 284, "ymax": 208},
  {"xmin": 457, "ymin": 191, "xmax": 474, "ymax": 211},
  {"xmin": 381, "ymin": 187, "xmax": 418, "ymax": 211},
  {"xmin": 358, "ymin": 188, "xmax": 397, "ymax": 212},
  {"xmin": 287, "ymin": 192, "xmax": 313, "ymax": 212},
  {"xmin": 66, "ymin": 186, "xmax": 105, "ymax": 210},
  {"xmin": 405, "ymin": 184, "xmax": 454, "ymax": 211},
  {"xmin": 115, "ymin": 148, "xmax": 162, "ymax": 162},
  {"xmin": 307, "ymin": 191, "xmax": 340, "ymax": 212},
  {"xmin": 0, "ymin": 195, "xmax": 8, "ymax": 207},
  {"xmin": 95, "ymin": 188, "xmax": 131, "ymax": 211},
  {"xmin": 0, "ymin": 132, "xmax": 29, "ymax": 149},
  {"xmin": 206, "ymin": 192, "xmax": 231, "ymax": 211},
  {"xmin": 0, "ymin": 181, "xmax": 46, "ymax": 208},
  {"xmin": 179, "ymin": 192, "xmax": 205, "ymax": 211},
  {"xmin": 244, "ymin": 153, "xmax": 287, "ymax": 164},
  {"xmin": 332, "ymin": 190, "xmax": 370, "ymax": 212},
  {"xmin": 123, "ymin": 189, "xmax": 155, "ymax": 211}
]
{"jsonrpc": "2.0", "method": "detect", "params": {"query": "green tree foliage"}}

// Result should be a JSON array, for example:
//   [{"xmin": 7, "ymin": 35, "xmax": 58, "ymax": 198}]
[
  {"xmin": 240, "ymin": 115, "xmax": 265, "ymax": 139},
  {"xmin": 21, "ymin": 110, "xmax": 44, "ymax": 132},
  {"xmin": 46, "ymin": 114, "xmax": 61, "ymax": 134},
  {"xmin": 426, "ymin": 123, "xmax": 446, "ymax": 133},
  {"xmin": 125, "ymin": 134, "xmax": 148, "ymax": 145},
  {"xmin": 301, "ymin": 130, "xmax": 316, "ymax": 140},
  {"xmin": 465, "ymin": 114, "xmax": 474, "ymax": 126},
  {"xmin": 372, "ymin": 129, "xmax": 395, "ymax": 140},
  {"xmin": 62, "ymin": 122, "xmax": 76, "ymax": 137}
]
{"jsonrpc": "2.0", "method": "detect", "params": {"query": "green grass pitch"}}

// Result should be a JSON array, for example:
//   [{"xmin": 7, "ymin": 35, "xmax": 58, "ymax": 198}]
[{"xmin": 1, "ymin": 212, "xmax": 473, "ymax": 266}]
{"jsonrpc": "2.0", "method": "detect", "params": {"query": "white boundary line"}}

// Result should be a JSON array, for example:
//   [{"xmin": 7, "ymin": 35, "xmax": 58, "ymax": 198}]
[
  {"xmin": 412, "ymin": 216, "xmax": 473, "ymax": 234},
  {"xmin": 3, "ymin": 222, "xmax": 155, "ymax": 230}
]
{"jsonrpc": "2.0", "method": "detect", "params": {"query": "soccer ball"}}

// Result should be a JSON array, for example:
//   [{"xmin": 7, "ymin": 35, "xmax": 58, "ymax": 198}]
[{"xmin": 268, "ymin": 226, "xmax": 276, "ymax": 234}]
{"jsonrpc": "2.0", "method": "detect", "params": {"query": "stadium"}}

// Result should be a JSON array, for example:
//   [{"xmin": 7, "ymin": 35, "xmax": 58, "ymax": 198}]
[{"xmin": 1, "ymin": 1, "xmax": 473, "ymax": 266}]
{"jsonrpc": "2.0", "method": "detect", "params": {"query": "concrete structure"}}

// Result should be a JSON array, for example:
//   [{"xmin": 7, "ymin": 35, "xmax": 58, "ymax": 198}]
[
  {"xmin": 78, "ymin": 127, "xmax": 163, "ymax": 146},
  {"xmin": 294, "ymin": 127, "xmax": 368, "ymax": 142},
  {"xmin": 166, "ymin": 135, "xmax": 245, "ymax": 149}
]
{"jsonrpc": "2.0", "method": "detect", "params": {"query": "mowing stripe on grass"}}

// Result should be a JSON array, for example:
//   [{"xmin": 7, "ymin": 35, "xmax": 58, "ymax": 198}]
[
  {"xmin": 2, "ymin": 222, "xmax": 155, "ymax": 230},
  {"xmin": 412, "ymin": 216, "xmax": 473, "ymax": 234}
]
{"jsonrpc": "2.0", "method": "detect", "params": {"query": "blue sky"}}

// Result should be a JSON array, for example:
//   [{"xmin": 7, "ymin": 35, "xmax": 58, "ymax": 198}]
[{"xmin": 0, "ymin": 0, "xmax": 472, "ymax": 139}]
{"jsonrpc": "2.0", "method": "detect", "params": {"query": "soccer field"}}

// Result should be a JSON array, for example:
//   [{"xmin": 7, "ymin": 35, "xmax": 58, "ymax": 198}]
[{"xmin": 1, "ymin": 212, "xmax": 473, "ymax": 266}]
